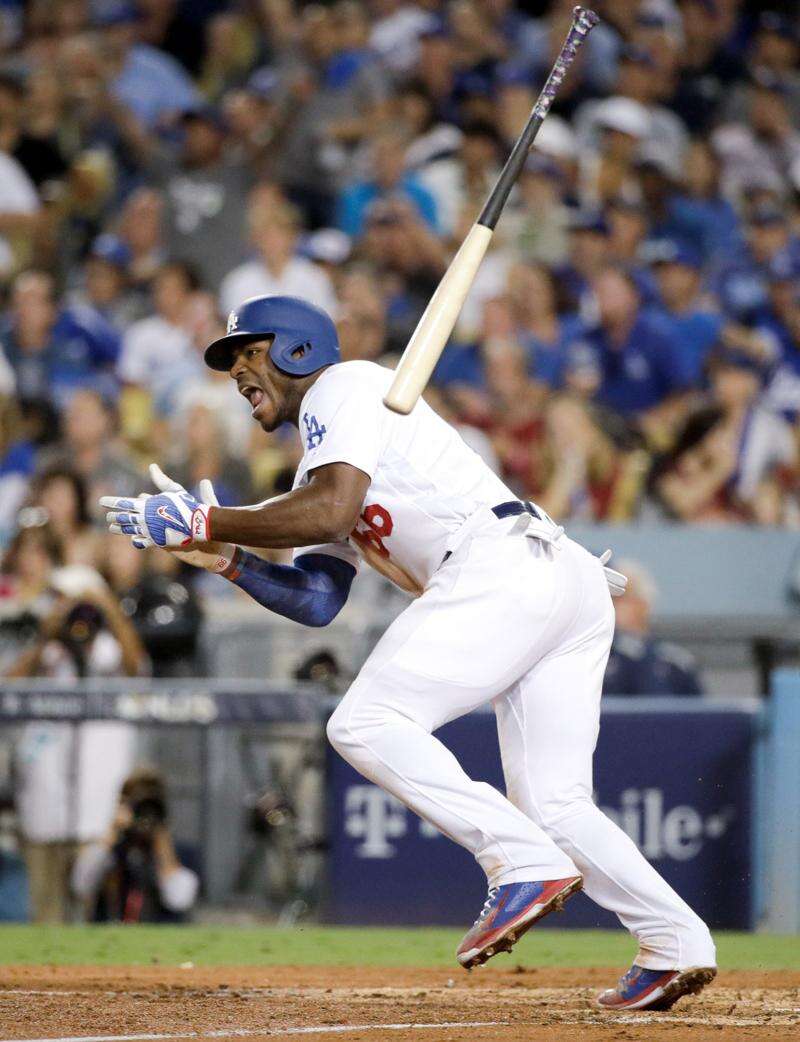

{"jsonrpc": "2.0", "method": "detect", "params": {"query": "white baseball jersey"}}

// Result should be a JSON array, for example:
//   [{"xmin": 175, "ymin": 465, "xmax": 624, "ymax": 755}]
[{"xmin": 292, "ymin": 360, "xmax": 515, "ymax": 593}]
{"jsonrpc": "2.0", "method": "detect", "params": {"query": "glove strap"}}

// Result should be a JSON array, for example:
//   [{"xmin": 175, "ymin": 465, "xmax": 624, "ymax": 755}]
[{"xmin": 190, "ymin": 504, "xmax": 211, "ymax": 543}]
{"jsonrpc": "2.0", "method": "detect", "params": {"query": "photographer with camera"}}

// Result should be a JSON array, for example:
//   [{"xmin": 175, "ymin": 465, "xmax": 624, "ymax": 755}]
[
  {"xmin": 71, "ymin": 768, "xmax": 199, "ymax": 922},
  {"xmin": 5, "ymin": 543, "xmax": 146, "ymax": 922}
]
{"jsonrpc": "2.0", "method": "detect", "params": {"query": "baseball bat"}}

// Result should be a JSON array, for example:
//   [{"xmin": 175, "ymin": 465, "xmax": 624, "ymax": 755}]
[{"xmin": 383, "ymin": 6, "xmax": 599, "ymax": 414}]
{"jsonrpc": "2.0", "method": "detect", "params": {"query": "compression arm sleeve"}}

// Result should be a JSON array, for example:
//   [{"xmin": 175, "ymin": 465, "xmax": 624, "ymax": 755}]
[{"xmin": 222, "ymin": 550, "xmax": 355, "ymax": 627}]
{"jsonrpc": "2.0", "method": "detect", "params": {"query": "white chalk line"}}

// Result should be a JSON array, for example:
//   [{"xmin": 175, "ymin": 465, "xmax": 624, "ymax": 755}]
[{"xmin": 0, "ymin": 1022, "xmax": 504, "ymax": 1042}]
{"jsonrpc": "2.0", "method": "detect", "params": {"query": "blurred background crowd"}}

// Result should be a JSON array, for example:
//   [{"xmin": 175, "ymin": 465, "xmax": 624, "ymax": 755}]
[
  {"xmin": 0, "ymin": 0, "xmax": 797, "ymax": 670},
  {"xmin": 0, "ymin": 0, "xmax": 797, "ymax": 924}
]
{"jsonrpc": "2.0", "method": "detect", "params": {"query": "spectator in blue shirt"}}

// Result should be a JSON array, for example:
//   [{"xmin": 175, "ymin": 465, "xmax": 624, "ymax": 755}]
[
  {"xmin": 337, "ymin": 128, "xmax": 439, "ymax": 238},
  {"xmin": 2, "ymin": 272, "xmax": 121, "ymax": 410},
  {"xmin": 98, "ymin": 3, "xmax": 199, "ymax": 132},
  {"xmin": 507, "ymin": 262, "xmax": 582, "ymax": 387},
  {"xmin": 661, "ymin": 139, "xmax": 742, "ymax": 264},
  {"xmin": 650, "ymin": 240, "xmax": 723, "ymax": 386},
  {"xmin": 581, "ymin": 266, "xmax": 690, "ymax": 420},
  {"xmin": 713, "ymin": 203, "xmax": 800, "ymax": 323},
  {"xmin": 554, "ymin": 210, "xmax": 611, "ymax": 312}
]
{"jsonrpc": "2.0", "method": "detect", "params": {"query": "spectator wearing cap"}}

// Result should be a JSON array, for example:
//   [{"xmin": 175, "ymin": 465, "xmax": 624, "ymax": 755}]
[
  {"xmin": 98, "ymin": 1, "xmax": 199, "ymax": 131},
  {"xmin": 505, "ymin": 153, "xmax": 570, "ymax": 266},
  {"xmin": 417, "ymin": 120, "xmax": 499, "ymax": 241},
  {"xmin": 720, "ymin": 13, "xmax": 800, "ymax": 128},
  {"xmin": 337, "ymin": 128, "xmax": 439, "ymax": 239},
  {"xmin": 713, "ymin": 73, "xmax": 800, "ymax": 202},
  {"xmin": 1, "ymin": 271, "xmax": 121, "ymax": 409},
  {"xmin": 522, "ymin": 0, "xmax": 622, "ymax": 96},
  {"xmin": 275, "ymin": 4, "xmax": 390, "ymax": 228},
  {"xmin": 220, "ymin": 189, "xmax": 338, "ymax": 318},
  {"xmin": 118, "ymin": 262, "xmax": 203, "ymax": 418},
  {"xmin": 369, "ymin": 0, "xmax": 440, "ymax": 75},
  {"xmin": 70, "ymin": 234, "xmax": 142, "ymax": 333},
  {"xmin": 579, "ymin": 266, "xmax": 690, "ymax": 423},
  {"xmin": 713, "ymin": 202, "xmax": 800, "ymax": 323},
  {"xmin": 606, "ymin": 198, "xmax": 659, "ymax": 305},
  {"xmin": 659, "ymin": 139, "xmax": 742, "ymax": 263},
  {"xmin": 222, "ymin": 68, "xmax": 284, "ymax": 174},
  {"xmin": 117, "ymin": 188, "xmax": 166, "ymax": 291},
  {"xmin": 148, "ymin": 105, "xmax": 251, "ymax": 290},
  {"xmin": 554, "ymin": 210, "xmax": 610, "ymax": 312},
  {"xmin": 575, "ymin": 46, "xmax": 688, "ymax": 179},
  {"xmin": 650, "ymin": 240, "xmax": 723, "ymax": 386},
  {"xmin": 577, "ymin": 95, "xmax": 651, "ymax": 207},
  {"xmin": 603, "ymin": 560, "xmax": 703, "ymax": 697}
]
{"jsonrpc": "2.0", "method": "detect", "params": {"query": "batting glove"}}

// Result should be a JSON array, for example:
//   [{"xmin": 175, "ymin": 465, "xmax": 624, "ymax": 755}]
[
  {"xmin": 599, "ymin": 549, "xmax": 628, "ymax": 597},
  {"xmin": 101, "ymin": 464, "xmax": 235, "ymax": 573}
]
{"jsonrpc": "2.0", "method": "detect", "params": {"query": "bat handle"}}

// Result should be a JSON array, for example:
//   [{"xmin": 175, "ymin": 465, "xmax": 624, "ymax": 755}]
[{"xmin": 532, "ymin": 7, "xmax": 599, "ymax": 121}]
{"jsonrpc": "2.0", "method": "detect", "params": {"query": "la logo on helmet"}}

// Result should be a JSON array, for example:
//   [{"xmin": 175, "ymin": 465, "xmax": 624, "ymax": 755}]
[{"xmin": 227, "ymin": 311, "xmax": 239, "ymax": 333}]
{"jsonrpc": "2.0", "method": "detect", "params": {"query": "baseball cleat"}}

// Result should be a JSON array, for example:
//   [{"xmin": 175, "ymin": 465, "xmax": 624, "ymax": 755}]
[
  {"xmin": 597, "ymin": 964, "xmax": 717, "ymax": 1011},
  {"xmin": 456, "ymin": 876, "xmax": 583, "ymax": 969}
]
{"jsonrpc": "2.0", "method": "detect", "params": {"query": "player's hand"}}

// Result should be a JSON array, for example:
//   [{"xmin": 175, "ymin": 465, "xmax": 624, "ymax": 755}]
[
  {"xmin": 100, "ymin": 465, "xmax": 234, "ymax": 573},
  {"xmin": 147, "ymin": 464, "xmax": 237, "ymax": 573},
  {"xmin": 599, "ymin": 549, "xmax": 627, "ymax": 597}
]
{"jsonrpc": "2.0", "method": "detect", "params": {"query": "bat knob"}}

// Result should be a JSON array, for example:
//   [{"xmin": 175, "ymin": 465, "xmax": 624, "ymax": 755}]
[{"xmin": 572, "ymin": 7, "xmax": 600, "ymax": 31}]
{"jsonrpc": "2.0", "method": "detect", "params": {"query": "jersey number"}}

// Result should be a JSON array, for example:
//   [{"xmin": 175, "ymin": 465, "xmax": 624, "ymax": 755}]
[{"xmin": 351, "ymin": 504, "xmax": 393, "ymax": 558}]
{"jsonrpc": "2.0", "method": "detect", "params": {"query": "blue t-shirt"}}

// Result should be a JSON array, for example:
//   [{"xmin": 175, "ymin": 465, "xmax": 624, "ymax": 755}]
[
  {"xmin": 583, "ymin": 309, "xmax": 689, "ymax": 417},
  {"xmin": 111, "ymin": 44, "xmax": 199, "ymax": 130},
  {"xmin": 660, "ymin": 194, "xmax": 742, "ymax": 263},
  {"xmin": 336, "ymin": 175, "xmax": 439, "ymax": 238},
  {"xmin": 4, "ymin": 306, "xmax": 121, "ymax": 407},
  {"xmin": 654, "ymin": 306, "xmax": 723, "ymax": 386}
]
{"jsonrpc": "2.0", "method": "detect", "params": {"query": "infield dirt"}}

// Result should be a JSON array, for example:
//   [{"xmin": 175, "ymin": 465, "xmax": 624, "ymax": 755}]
[{"xmin": 1, "ymin": 965, "xmax": 798, "ymax": 1042}]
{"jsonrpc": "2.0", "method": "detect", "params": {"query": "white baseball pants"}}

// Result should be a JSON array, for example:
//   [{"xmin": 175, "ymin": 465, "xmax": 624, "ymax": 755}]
[{"xmin": 327, "ymin": 513, "xmax": 716, "ymax": 970}]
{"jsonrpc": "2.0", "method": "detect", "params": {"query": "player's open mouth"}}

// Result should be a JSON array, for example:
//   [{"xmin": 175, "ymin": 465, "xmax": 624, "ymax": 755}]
[{"xmin": 239, "ymin": 384, "xmax": 265, "ymax": 414}]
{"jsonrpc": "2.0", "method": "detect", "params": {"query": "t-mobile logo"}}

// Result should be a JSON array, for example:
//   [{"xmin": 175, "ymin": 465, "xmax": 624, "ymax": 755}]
[{"xmin": 344, "ymin": 786, "xmax": 408, "ymax": 858}]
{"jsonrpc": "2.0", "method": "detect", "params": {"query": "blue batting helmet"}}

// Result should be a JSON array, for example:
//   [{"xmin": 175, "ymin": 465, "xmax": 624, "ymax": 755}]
[{"xmin": 204, "ymin": 295, "xmax": 340, "ymax": 376}]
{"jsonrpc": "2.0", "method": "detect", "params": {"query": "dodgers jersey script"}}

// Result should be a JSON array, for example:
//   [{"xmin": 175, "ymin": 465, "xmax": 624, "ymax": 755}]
[{"xmin": 292, "ymin": 360, "xmax": 515, "ymax": 592}]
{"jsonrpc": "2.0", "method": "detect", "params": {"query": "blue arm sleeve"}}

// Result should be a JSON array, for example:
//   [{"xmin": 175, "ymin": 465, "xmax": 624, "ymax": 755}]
[{"xmin": 225, "ymin": 551, "xmax": 355, "ymax": 627}]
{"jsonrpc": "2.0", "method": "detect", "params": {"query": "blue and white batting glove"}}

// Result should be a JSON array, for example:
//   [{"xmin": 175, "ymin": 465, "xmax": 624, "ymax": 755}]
[
  {"xmin": 101, "ymin": 464, "xmax": 214, "ymax": 551},
  {"xmin": 136, "ymin": 464, "xmax": 236, "ymax": 573}
]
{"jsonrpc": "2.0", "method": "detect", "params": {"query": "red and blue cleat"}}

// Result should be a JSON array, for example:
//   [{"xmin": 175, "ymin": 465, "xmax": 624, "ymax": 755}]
[
  {"xmin": 456, "ymin": 876, "xmax": 582, "ymax": 969},
  {"xmin": 597, "ymin": 964, "xmax": 717, "ymax": 1011}
]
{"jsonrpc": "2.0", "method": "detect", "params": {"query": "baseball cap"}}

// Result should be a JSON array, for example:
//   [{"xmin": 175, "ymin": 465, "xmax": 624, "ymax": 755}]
[
  {"xmin": 749, "ymin": 202, "xmax": 787, "ymax": 227},
  {"xmin": 246, "ymin": 66, "xmax": 279, "ymax": 102},
  {"xmin": 594, "ymin": 96, "xmax": 651, "ymax": 138},
  {"xmin": 180, "ymin": 104, "xmax": 227, "ymax": 132},
  {"xmin": 90, "ymin": 233, "xmax": 131, "ymax": 268},
  {"xmin": 707, "ymin": 346, "xmax": 766, "ymax": 377},
  {"xmin": 523, "ymin": 152, "xmax": 561, "ymax": 180},
  {"xmin": 568, "ymin": 210, "xmax": 609, "ymax": 235},
  {"xmin": 299, "ymin": 229, "xmax": 351, "ymax": 265},
  {"xmin": 93, "ymin": 1, "xmax": 139, "ymax": 28},
  {"xmin": 619, "ymin": 44, "xmax": 656, "ymax": 68},
  {"xmin": 648, "ymin": 239, "xmax": 702, "ymax": 270}
]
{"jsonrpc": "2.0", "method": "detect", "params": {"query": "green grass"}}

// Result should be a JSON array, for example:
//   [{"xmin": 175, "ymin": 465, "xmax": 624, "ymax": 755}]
[{"xmin": 0, "ymin": 926, "xmax": 796, "ymax": 970}]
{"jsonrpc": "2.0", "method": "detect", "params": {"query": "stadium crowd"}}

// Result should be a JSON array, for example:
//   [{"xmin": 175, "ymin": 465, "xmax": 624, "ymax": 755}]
[{"xmin": 0, "ymin": 0, "xmax": 799, "ymax": 592}]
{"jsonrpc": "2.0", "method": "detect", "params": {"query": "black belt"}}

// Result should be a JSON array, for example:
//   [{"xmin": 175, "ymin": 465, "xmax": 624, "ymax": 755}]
[
  {"xmin": 441, "ymin": 501, "xmax": 545, "ymax": 566},
  {"xmin": 491, "ymin": 500, "xmax": 544, "ymax": 522}
]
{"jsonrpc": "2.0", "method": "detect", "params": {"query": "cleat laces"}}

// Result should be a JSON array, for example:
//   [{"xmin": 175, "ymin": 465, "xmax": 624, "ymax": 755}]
[{"xmin": 474, "ymin": 887, "xmax": 499, "ymax": 926}]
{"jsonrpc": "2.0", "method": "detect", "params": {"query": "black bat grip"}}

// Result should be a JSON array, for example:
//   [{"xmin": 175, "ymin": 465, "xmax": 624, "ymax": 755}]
[{"xmin": 477, "ymin": 6, "xmax": 599, "ymax": 231}]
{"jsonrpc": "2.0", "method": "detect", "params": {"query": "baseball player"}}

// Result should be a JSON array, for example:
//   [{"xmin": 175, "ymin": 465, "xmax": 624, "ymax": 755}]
[{"xmin": 102, "ymin": 295, "xmax": 716, "ymax": 1010}]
